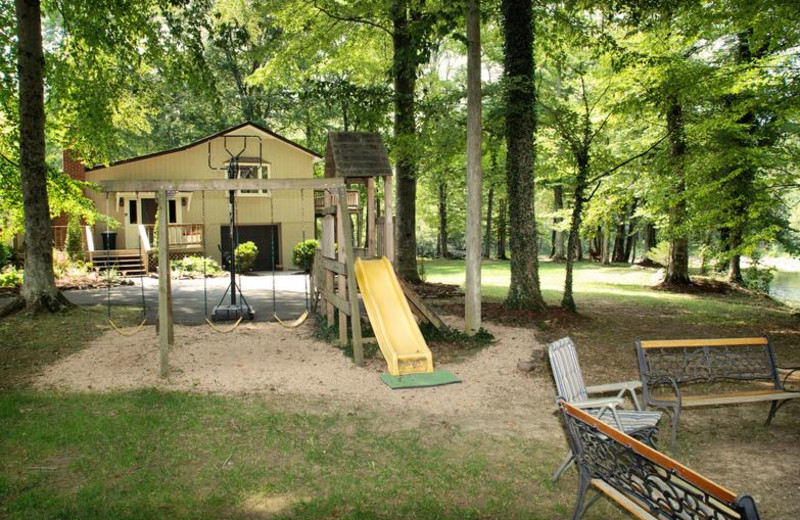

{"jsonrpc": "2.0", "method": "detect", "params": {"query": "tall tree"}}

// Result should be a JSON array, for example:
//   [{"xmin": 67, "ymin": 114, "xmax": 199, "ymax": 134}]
[
  {"xmin": 465, "ymin": 0, "xmax": 482, "ymax": 333},
  {"xmin": 501, "ymin": 0, "xmax": 546, "ymax": 310},
  {"xmin": 10, "ymin": 0, "xmax": 70, "ymax": 313}
]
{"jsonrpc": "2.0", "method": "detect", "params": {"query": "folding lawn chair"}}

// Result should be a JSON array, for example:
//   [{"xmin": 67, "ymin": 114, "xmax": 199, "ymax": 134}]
[{"xmin": 548, "ymin": 337, "xmax": 662, "ymax": 481}]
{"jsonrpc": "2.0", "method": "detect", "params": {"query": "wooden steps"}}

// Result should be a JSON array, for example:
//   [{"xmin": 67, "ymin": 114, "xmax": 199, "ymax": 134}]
[{"xmin": 90, "ymin": 250, "xmax": 146, "ymax": 277}]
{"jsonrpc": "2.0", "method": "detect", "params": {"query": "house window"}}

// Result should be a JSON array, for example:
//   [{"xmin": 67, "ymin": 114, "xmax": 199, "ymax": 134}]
[
  {"xmin": 128, "ymin": 200, "xmax": 138, "ymax": 224},
  {"xmin": 237, "ymin": 163, "xmax": 270, "ymax": 196}
]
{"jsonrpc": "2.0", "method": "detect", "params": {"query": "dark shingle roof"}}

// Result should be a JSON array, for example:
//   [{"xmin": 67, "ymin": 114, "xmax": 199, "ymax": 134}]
[{"xmin": 324, "ymin": 132, "xmax": 392, "ymax": 179}]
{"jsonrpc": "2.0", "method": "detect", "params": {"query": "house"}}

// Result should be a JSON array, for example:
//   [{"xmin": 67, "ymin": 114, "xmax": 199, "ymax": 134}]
[{"xmin": 73, "ymin": 122, "xmax": 322, "ymax": 272}]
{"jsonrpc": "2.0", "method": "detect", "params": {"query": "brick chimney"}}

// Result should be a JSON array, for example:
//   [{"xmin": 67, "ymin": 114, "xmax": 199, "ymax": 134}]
[
  {"xmin": 52, "ymin": 149, "xmax": 87, "ymax": 229},
  {"xmin": 63, "ymin": 149, "xmax": 86, "ymax": 181}
]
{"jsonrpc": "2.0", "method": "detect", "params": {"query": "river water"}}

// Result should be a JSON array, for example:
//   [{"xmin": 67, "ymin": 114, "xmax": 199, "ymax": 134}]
[{"xmin": 771, "ymin": 270, "xmax": 800, "ymax": 307}]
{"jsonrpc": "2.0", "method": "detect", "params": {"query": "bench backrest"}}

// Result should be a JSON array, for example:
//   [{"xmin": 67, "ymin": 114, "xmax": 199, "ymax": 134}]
[
  {"xmin": 548, "ymin": 337, "xmax": 589, "ymax": 404},
  {"xmin": 636, "ymin": 337, "xmax": 781, "ymax": 395},
  {"xmin": 559, "ymin": 400, "xmax": 760, "ymax": 520}
]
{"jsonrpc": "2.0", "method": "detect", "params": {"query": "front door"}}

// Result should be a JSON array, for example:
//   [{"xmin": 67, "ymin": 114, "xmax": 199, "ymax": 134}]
[{"xmin": 124, "ymin": 196, "xmax": 179, "ymax": 249}]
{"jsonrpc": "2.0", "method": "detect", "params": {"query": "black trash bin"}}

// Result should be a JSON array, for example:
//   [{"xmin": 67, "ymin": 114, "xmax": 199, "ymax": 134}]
[{"xmin": 101, "ymin": 231, "xmax": 117, "ymax": 250}]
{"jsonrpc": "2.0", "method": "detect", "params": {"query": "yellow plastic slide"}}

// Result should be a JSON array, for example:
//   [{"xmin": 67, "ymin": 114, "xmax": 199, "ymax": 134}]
[{"xmin": 354, "ymin": 257, "xmax": 434, "ymax": 376}]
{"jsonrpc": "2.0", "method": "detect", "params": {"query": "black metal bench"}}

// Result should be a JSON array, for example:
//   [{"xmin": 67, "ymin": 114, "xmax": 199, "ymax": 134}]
[
  {"xmin": 636, "ymin": 337, "xmax": 800, "ymax": 442},
  {"xmin": 559, "ymin": 400, "xmax": 761, "ymax": 520}
]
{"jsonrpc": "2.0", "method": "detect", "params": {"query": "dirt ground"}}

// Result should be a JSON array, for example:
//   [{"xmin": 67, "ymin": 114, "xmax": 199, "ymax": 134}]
[
  {"xmin": 35, "ymin": 316, "xmax": 562, "ymax": 441},
  {"xmin": 33, "ymin": 316, "xmax": 800, "ymax": 518}
]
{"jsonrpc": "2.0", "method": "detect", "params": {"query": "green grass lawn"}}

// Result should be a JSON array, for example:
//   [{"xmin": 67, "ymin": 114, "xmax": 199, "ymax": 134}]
[{"xmin": 2, "ymin": 263, "xmax": 799, "ymax": 519}]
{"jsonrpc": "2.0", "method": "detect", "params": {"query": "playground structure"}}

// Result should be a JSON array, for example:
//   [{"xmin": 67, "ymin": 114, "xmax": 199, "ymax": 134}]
[{"xmin": 95, "ymin": 131, "xmax": 443, "ymax": 378}]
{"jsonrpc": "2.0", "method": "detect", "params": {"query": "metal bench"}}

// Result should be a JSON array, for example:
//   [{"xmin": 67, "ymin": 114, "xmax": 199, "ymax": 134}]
[
  {"xmin": 636, "ymin": 337, "xmax": 800, "ymax": 443},
  {"xmin": 548, "ymin": 337, "xmax": 662, "ymax": 481},
  {"xmin": 559, "ymin": 399, "xmax": 761, "ymax": 520}
]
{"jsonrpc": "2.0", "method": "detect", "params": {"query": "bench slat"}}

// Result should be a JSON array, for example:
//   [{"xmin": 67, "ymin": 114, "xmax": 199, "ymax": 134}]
[
  {"xmin": 656, "ymin": 390, "xmax": 800, "ymax": 407},
  {"xmin": 639, "ymin": 337, "xmax": 768, "ymax": 349},
  {"xmin": 591, "ymin": 480, "xmax": 657, "ymax": 520}
]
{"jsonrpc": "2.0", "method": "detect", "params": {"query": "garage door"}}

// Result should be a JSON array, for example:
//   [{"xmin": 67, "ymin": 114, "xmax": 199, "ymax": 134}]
[{"xmin": 220, "ymin": 224, "xmax": 279, "ymax": 272}]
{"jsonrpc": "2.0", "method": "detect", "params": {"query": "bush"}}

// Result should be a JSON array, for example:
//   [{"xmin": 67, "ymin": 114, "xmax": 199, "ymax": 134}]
[
  {"xmin": 646, "ymin": 242, "xmax": 670, "ymax": 266},
  {"xmin": 742, "ymin": 264, "xmax": 775, "ymax": 294},
  {"xmin": 65, "ymin": 217, "xmax": 84, "ymax": 261},
  {"xmin": 234, "ymin": 241, "xmax": 259, "ymax": 272},
  {"xmin": 171, "ymin": 256, "xmax": 223, "ymax": 278},
  {"xmin": 292, "ymin": 239, "xmax": 319, "ymax": 271},
  {"xmin": 0, "ymin": 242, "xmax": 12, "ymax": 268},
  {"xmin": 0, "ymin": 266, "xmax": 23, "ymax": 287}
]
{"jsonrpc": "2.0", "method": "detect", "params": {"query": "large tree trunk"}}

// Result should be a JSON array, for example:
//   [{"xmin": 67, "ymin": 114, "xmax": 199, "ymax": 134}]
[
  {"xmin": 663, "ymin": 94, "xmax": 691, "ymax": 285},
  {"xmin": 465, "ymin": 0, "xmax": 482, "ymax": 334},
  {"xmin": 644, "ymin": 222, "xmax": 657, "ymax": 252},
  {"xmin": 496, "ymin": 197, "xmax": 508, "ymax": 260},
  {"xmin": 551, "ymin": 185, "xmax": 565, "ymax": 260},
  {"xmin": 392, "ymin": 0, "xmax": 421, "ymax": 282},
  {"xmin": 484, "ymin": 184, "xmax": 494, "ymax": 259},
  {"xmin": 501, "ymin": 0, "xmax": 546, "ymax": 310},
  {"xmin": 10, "ymin": 0, "xmax": 70, "ymax": 315},
  {"xmin": 438, "ymin": 181, "xmax": 448, "ymax": 259}
]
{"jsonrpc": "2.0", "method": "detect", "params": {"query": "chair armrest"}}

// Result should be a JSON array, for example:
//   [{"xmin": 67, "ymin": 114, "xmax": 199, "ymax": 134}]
[
  {"xmin": 585, "ymin": 380, "xmax": 642, "ymax": 394},
  {"xmin": 571, "ymin": 397, "xmax": 625, "ymax": 409}
]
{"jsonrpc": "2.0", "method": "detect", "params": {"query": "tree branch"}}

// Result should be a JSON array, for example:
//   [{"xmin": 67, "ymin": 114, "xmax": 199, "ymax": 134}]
[
  {"xmin": 312, "ymin": 1, "xmax": 392, "ymax": 36},
  {"xmin": 0, "ymin": 152, "xmax": 19, "ymax": 168},
  {"xmin": 587, "ymin": 131, "xmax": 672, "ymax": 184}
]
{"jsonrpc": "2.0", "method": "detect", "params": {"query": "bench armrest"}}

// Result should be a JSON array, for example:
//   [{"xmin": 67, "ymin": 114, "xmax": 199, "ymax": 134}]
[
  {"xmin": 571, "ymin": 397, "xmax": 625, "ymax": 409},
  {"xmin": 586, "ymin": 380, "xmax": 642, "ymax": 394},
  {"xmin": 780, "ymin": 367, "xmax": 800, "ymax": 388}
]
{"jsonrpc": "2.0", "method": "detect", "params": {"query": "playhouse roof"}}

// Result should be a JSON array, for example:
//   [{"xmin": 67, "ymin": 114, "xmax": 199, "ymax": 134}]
[{"xmin": 324, "ymin": 132, "xmax": 392, "ymax": 179}]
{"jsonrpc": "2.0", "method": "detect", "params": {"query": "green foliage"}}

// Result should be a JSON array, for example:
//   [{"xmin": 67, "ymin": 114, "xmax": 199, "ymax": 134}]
[
  {"xmin": 0, "ymin": 242, "xmax": 12, "ymax": 267},
  {"xmin": 291, "ymin": 239, "xmax": 319, "ymax": 271},
  {"xmin": 65, "ymin": 217, "xmax": 84, "ymax": 261},
  {"xmin": 234, "ymin": 241, "xmax": 258, "ymax": 272},
  {"xmin": 170, "ymin": 256, "xmax": 223, "ymax": 278},
  {"xmin": 742, "ymin": 264, "xmax": 775, "ymax": 294},
  {"xmin": 0, "ymin": 265, "xmax": 22, "ymax": 287},
  {"xmin": 419, "ymin": 323, "xmax": 494, "ymax": 349},
  {"xmin": 646, "ymin": 243, "xmax": 670, "ymax": 267}
]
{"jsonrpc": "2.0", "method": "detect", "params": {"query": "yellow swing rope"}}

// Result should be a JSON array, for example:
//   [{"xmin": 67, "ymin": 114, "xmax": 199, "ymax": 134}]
[
  {"xmin": 109, "ymin": 318, "xmax": 149, "ymax": 336},
  {"xmin": 205, "ymin": 316, "xmax": 244, "ymax": 333}
]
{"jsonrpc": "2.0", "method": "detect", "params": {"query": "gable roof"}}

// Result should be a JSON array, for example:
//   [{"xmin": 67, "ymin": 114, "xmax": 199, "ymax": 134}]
[
  {"xmin": 324, "ymin": 132, "xmax": 392, "ymax": 179},
  {"xmin": 87, "ymin": 121, "xmax": 322, "ymax": 172}
]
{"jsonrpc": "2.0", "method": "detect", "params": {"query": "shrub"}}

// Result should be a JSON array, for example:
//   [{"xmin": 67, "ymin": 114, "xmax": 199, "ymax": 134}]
[
  {"xmin": 0, "ymin": 266, "xmax": 23, "ymax": 287},
  {"xmin": 292, "ymin": 239, "xmax": 319, "ymax": 272},
  {"xmin": 0, "ymin": 242, "xmax": 12, "ymax": 268},
  {"xmin": 170, "ymin": 256, "xmax": 223, "ymax": 278},
  {"xmin": 234, "ymin": 241, "xmax": 259, "ymax": 272},
  {"xmin": 65, "ymin": 217, "xmax": 84, "ymax": 261},
  {"xmin": 742, "ymin": 264, "xmax": 775, "ymax": 294},
  {"xmin": 646, "ymin": 242, "xmax": 670, "ymax": 267}
]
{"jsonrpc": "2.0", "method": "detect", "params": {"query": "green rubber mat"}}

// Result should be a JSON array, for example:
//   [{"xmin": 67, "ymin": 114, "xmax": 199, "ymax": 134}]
[{"xmin": 380, "ymin": 370, "xmax": 461, "ymax": 389}]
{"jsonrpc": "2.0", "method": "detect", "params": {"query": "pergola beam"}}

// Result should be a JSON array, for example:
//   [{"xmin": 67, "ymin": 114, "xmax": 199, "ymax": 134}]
[{"xmin": 94, "ymin": 177, "xmax": 346, "ymax": 192}]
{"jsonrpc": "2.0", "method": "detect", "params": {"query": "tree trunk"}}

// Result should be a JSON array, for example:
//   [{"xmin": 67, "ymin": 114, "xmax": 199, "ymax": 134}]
[
  {"xmin": 13, "ymin": 0, "xmax": 70, "ymax": 314},
  {"xmin": 501, "ymin": 0, "xmax": 546, "ymax": 310},
  {"xmin": 465, "ymin": 0, "xmax": 483, "ymax": 334},
  {"xmin": 612, "ymin": 218, "xmax": 625, "ymax": 263},
  {"xmin": 392, "ymin": 0, "xmax": 421, "ymax": 282},
  {"xmin": 575, "ymin": 236, "xmax": 583, "ymax": 261},
  {"xmin": 644, "ymin": 222, "xmax": 656, "ymax": 252},
  {"xmin": 552, "ymin": 185, "xmax": 565, "ymax": 260},
  {"xmin": 663, "ymin": 94, "xmax": 691, "ymax": 285},
  {"xmin": 484, "ymin": 185, "xmax": 494, "ymax": 259},
  {"xmin": 561, "ymin": 157, "xmax": 589, "ymax": 311},
  {"xmin": 496, "ymin": 198, "xmax": 508, "ymax": 260},
  {"xmin": 438, "ymin": 182, "xmax": 448, "ymax": 259}
]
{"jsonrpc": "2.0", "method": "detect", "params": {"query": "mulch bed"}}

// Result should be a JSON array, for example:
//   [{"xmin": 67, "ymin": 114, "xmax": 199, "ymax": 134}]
[
  {"xmin": 406, "ymin": 281, "xmax": 463, "ymax": 299},
  {"xmin": 653, "ymin": 277, "xmax": 743, "ymax": 295},
  {"xmin": 440, "ymin": 302, "xmax": 588, "ymax": 328}
]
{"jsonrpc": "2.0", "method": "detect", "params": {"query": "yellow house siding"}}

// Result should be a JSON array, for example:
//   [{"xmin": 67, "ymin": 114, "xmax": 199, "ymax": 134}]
[{"xmin": 84, "ymin": 126, "xmax": 318, "ymax": 269}]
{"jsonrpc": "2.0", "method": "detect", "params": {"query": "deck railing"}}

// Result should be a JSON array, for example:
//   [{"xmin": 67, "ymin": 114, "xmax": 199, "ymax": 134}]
[
  {"xmin": 142, "ymin": 224, "xmax": 205, "ymax": 250},
  {"xmin": 314, "ymin": 190, "xmax": 360, "ymax": 212}
]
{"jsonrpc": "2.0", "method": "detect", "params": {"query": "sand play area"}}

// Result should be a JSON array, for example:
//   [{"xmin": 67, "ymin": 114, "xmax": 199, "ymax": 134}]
[{"xmin": 36, "ymin": 317, "xmax": 561, "ymax": 440}]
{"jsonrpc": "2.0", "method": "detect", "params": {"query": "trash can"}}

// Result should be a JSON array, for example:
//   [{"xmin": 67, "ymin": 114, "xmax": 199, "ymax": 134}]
[{"xmin": 101, "ymin": 231, "xmax": 117, "ymax": 250}]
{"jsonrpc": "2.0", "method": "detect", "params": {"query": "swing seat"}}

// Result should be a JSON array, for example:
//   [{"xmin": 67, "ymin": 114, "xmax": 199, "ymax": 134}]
[
  {"xmin": 109, "ymin": 318, "xmax": 148, "ymax": 336},
  {"xmin": 274, "ymin": 310, "xmax": 309, "ymax": 329}
]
